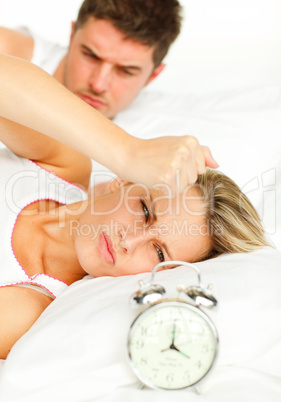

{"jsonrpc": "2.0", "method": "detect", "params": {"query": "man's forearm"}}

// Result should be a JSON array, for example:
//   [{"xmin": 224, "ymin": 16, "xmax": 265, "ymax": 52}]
[{"xmin": 0, "ymin": 54, "xmax": 133, "ymax": 174}]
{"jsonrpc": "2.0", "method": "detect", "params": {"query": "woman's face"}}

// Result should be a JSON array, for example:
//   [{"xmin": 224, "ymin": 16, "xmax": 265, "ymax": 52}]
[{"xmin": 74, "ymin": 183, "xmax": 211, "ymax": 277}]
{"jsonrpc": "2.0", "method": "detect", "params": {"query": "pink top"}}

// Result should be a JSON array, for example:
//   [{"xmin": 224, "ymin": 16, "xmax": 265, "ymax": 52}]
[{"xmin": 0, "ymin": 148, "xmax": 88, "ymax": 299}]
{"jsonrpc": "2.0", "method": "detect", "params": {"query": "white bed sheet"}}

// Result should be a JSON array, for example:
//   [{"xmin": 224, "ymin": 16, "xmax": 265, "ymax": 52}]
[{"xmin": 0, "ymin": 247, "xmax": 280, "ymax": 402}]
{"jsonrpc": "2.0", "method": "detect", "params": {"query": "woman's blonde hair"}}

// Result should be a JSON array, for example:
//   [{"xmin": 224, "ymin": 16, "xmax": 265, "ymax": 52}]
[{"xmin": 196, "ymin": 169, "xmax": 272, "ymax": 260}]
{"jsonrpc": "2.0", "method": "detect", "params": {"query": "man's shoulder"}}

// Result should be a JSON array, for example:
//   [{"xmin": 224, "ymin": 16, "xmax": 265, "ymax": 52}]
[{"xmin": 0, "ymin": 26, "xmax": 33, "ymax": 61}]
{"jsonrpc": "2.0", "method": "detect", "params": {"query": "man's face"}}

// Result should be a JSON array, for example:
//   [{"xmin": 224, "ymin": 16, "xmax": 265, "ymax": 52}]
[{"xmin": 63, "ymin": 18, "xmax": 164, "ymax": 119}]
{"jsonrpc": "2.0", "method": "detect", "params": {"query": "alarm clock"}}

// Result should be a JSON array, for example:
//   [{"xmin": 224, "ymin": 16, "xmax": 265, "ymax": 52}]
[{"xmin": 127, "ymin": 260, "xmax": 219, "ymax": 391}]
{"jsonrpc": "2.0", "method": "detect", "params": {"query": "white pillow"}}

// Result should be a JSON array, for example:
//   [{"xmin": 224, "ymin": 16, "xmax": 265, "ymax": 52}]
[{"xmin": 0, "ymin": 247, "xmax": 280, "ymax": 402}]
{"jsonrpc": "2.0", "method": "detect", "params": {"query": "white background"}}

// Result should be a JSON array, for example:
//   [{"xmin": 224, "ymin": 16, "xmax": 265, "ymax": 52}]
[
  {"xmin": 0, "ymin": 0, "xmax": 281, "ymax": 93},
  {"xmin": 0, "ymin": 4, "xmax": 281, "ymax": 399}
]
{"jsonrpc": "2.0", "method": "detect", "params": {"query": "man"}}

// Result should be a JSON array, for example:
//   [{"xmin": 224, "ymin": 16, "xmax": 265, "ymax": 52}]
[{"xmin": 0, "ymin": 0, "xmax": 182, "ymax": 119}]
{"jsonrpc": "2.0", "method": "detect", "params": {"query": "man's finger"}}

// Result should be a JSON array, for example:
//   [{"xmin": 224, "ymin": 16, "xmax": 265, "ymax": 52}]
[{"xmin": 202, "ymin": 146, "xmax": 219, "ymax": 169}]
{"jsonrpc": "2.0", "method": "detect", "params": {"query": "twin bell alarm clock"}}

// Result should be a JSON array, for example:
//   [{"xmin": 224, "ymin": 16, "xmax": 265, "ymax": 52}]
[{"xmin": 127, "ymin": 260, "xmax": 219, "ymax": 391}]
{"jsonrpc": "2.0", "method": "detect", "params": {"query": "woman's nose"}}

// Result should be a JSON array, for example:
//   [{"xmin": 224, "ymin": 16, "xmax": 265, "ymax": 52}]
[{"xmin": 119, "ymin": 230, "xmax": 155, "ymax": 254}]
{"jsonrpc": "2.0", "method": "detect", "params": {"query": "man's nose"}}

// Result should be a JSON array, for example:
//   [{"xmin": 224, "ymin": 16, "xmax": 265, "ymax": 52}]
[{"xmin": 89, "ymin": 63, "xmax": 111, "ymax": 94}]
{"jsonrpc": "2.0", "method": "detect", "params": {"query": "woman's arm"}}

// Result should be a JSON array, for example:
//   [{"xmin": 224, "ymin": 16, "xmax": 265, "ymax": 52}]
[
  {"xmin": 0, "ymin": 54, "xmax": 218, "ymax": 191},
  {"xmin": 0, "ymin": 287, "xmax": 52, "ymax": 359}
]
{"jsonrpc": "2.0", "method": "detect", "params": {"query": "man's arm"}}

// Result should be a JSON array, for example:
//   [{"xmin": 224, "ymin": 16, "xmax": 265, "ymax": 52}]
[
  {"xmin": 0, "ymin": 54, "xmax": 218, "ymax": 192},
  {"xmin": 0, "ymin": 32, "xmax": 91, "ymax": 189},
  {"xmin": 0, "ymin": 116, "xmax": 92, "ymax": 190},
  {"xmin": 0, "ymin": 27, "xmax": 33, "ymax": 60}
]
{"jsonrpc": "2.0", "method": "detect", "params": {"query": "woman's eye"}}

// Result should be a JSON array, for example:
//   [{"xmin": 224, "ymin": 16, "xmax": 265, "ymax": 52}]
[
  {"xmin": 141, "ymin": 199, "xmax": 150, "ymax": 223},
  {"xmin": 155, "ymin": 245, "xmax": 165, "ymax": 262}
]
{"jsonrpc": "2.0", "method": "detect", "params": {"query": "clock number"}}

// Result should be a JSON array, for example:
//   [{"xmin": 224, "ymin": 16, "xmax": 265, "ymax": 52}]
[
  {"xmin": 136, "ymin": 340, "xmax": 144, "ymax": 349},
  {"xmin": 183, "ymin": 370, "xmax": 191, "ymax": 382},
  {"xmin": 153, "ymin": 313, "xmax": 163, "ymax": 325},
  {"xmin": 166, "ymin": 373, "xmax": 175, "ymax": 383},
  {"xmin": 140, "ymin": 326, "xmax": 146, "ymax": 336},
  {"xmin": 169, "ymin": 310, "xmax": 180, "ymax": 322},
  {"xmin": 140, "ymin": 357, "xmax": 148, "ymax": 365},
  {"xmin": 140, "ymin": 325, "xmax": 157, "ymax": 337},
  {"xmin": 201, "ymin": 344, "xmax": 209, "ymax": 354}
]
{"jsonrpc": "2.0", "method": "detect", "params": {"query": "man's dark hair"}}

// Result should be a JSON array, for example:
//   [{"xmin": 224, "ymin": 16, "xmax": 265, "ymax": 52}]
[{"xmin": 75, "ymin": 0, "xmax": 183, "ymax": 66}]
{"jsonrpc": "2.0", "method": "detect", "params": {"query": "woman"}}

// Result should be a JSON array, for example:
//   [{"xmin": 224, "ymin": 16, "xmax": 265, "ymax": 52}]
[{"xmin": 0, "ymin": 55, "xmax": 270, "ymax": 359}]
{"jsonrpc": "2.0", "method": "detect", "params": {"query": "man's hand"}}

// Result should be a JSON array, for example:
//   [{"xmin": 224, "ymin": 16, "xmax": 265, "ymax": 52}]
[{"xmin": 124, "ymin": 135, "xmax": 219, "ymax": 193}]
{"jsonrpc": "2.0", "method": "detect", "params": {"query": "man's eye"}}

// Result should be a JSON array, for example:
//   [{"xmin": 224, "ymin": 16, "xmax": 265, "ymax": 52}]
[
  {"xmin": 141, "ymin": 199, "xmax": 150, "ymax": 223},
  {"xmin": 155, "ymin": 245, "xmax": 165, "ymax": 262},
  {"xmin": 120, "ymin": 68, "xmax": 134, "ymax": 76},
  {"xmin": 83, "ymin": 52, "xmax": 99, "ymax": 60}
]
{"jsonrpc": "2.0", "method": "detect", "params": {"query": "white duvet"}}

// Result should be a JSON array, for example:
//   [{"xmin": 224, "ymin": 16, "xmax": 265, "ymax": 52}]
[{"xmin": 0, "ymin": 248, "xmax": 280, "ymax": 402}]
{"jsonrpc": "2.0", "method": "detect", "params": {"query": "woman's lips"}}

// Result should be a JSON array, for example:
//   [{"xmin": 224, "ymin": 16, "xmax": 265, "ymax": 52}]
[{"xmin": 98, "ymin": 233, "xmax": 116, "ymax": 265}]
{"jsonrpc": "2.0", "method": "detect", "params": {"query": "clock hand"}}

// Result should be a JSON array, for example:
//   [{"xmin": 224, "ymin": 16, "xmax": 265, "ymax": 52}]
[
  {"xmin": 171, "ymin": 322, "xmax": 176, "ymax": 345},
  {"xmin": 171, "ymin": 343, "xmax": 190, "ymax": 359},
  {"xmin": 160, "ymin": 347, "xmax": 171, "ymax": 352},
  {"xmin": 161, "ymin": 343, "xmax": 190, "ymax": 359},
  {"xmin": 161, "ymin": 322, "xmax": 190, "ymax": 358},
  {"xmin": 160, "ymin": 339, "xmax": 177, "ymax": 353},
  {"xmin": 161, "ymin": 322, "xmax": 177, "ymax": 352},
  {"xmin": 177, "ymin": 349, "xmax": 190, "ymax": 359}
]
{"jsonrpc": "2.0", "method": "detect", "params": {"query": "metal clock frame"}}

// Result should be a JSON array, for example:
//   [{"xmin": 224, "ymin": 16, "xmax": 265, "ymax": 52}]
[{"xmin": 127, "ymin": 260, "xmax": 219, "ymax": 391}]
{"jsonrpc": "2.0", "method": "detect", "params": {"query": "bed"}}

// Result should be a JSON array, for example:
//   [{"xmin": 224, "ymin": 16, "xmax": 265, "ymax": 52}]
[{"xmin": 0, "ymin": 0, "xmax": 281, "ymax": 401}]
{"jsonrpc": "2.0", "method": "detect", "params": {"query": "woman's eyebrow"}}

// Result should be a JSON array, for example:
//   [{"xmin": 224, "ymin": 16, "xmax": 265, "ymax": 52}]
[
  {"xmin": 149, "ymin": 192, "xmax": 174, "ymax": 261},
  {"xmin": 162, "ymin": 242, "xmax": 174, "ymax": 261},
  {"xmin": 149, "ymin": 192, "xmax": 157, "ymax": 223}
]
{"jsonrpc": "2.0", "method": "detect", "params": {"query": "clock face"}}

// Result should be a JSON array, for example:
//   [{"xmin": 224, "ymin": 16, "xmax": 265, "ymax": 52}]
[{"xmin": 128, "ymin": 300, "xmax": 218, "ymax": 390}]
